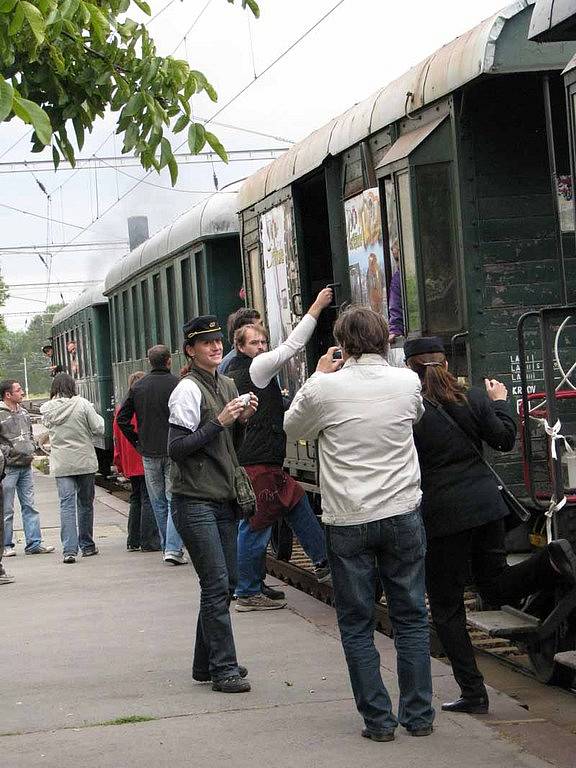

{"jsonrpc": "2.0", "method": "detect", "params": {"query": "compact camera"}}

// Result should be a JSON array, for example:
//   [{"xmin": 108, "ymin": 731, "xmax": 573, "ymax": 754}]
[{"xmin": 238, "ymin": 393, "xmax": 251, "ymax": 407}]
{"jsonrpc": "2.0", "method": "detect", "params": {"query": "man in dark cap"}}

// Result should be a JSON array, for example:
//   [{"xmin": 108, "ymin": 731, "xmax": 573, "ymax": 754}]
[{"xmin": 167, "ymin": 315, "xmax": 258, "ymax": 694}]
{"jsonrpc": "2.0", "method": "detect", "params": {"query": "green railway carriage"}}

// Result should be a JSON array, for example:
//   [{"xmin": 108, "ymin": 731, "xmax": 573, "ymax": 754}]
[
  {"xmin": 51, "ymin": 284, "xmax": 114, "ymax": 466},
  {"xmin": 237, "ymin": 1, "xmax": 576, "ymax": 679},
  {"xmin": 103, "ymin": 188, "xmax": 243, "ymax": 404}
]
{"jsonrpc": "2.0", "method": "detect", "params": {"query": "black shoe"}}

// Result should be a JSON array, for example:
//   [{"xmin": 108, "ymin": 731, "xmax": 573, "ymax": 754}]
[
  {"xmin": 409, "ymin": 726, "xmax": 433, "ymax": 737},
  {"xmin": 361, "ymin": 728, "xmax": 395, "ymax": 742},
  {"xmin": 261, "ymin": 582, "xmax": 286, "ymax": 600},
  {"xmin": 193, "ymin": 665, "xmax": 248, "ymax": 683},
  {"xmin": 212, "ymin": 675, "xmax": 251, "ymax": 693},
  {"xmin": 548, "ymin": 539, "xmax": 576, "ymax": 585},
  {"xmin": 442, "ymin": 695, "xmax": 489, "ymax": 714}
]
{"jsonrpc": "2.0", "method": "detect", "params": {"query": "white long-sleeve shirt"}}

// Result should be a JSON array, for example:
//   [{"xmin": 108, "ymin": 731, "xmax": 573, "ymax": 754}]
[{"xmin": 249, "ymin": 313, "xmax": 317, "ymax": 388}]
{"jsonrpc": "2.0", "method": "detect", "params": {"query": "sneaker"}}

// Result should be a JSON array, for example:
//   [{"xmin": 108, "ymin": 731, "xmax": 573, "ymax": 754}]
[
  {"xmin": 26, "ymin": 545, "xmax": 55, "ymax": 555},
  {"xmin": 0, "ymin": 571, "xmax": 14, "ymax": 584},
  {"xmin": 63, "ymin": 554, "xmax": 76, "ymax": 564},
  {"xmin": 261, "ymin": 582, "xmax": 286, "ymax": 600},
  {"xmin": 81, "ymin": 548, "xmax": 99, "ymax": 557},
  {"xmin": 193, "ymin": 665, "xmax": 248, "ymax": 683},
  {"xmin": 3, "ymin": 547, "xmax": 16, "ymax": 557},
  {"xmin": 313, "ymin": 562, "xmax": 331, "ymax": 583},
  {"xmin": 163, "ymin": 551, "xmax": 187, "ymax": 565},
  {"xmin": 212, "ymin": 676, "xmax": 251, "ymax": 693},
  {"xmin": 409, "ymin": 726, "xmax": 433, "ymax": 737},
  {"xmin": 127, "ymin": 546, "xmax": 141, "ymax": 552},
  {"xmin": 235, "ymin": 593, "xmax": 287, "ymax": 611},
  {"xmin": 362, "ymin": 728, "xmax": 395, "ymax": 742}
]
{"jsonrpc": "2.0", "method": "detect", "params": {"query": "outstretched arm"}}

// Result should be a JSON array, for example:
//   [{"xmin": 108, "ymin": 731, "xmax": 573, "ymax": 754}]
[{"xmin": 250, "ymin": 287, "xmax": 333, "ymax": 388}]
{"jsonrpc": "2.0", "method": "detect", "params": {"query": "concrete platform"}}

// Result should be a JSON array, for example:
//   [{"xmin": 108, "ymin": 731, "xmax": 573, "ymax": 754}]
[{"xmin": 0, "ymin": 471, "xmax": 572, "ymax": 767}]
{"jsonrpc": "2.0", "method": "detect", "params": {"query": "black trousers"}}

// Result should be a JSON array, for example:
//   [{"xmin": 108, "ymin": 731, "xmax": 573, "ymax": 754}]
[
  {"xmin": 426, "ymin": 518, "xmax": 556, "ymax": 699},
  {"xmin": 127, "ymin": 476, "xmax": 161, "ymax": 551}
]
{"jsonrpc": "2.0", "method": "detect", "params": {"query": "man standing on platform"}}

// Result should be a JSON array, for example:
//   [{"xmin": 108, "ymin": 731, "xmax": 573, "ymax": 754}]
[
  {"xmin": 284, "ymin": 307, "xmax": 434, "ymax": 742},
  {"xmin": 116, "ymin": 345, "xmax": 186, "ymax": 565},
  {"xmin": 0, "ymin": 380, "xmax": 54, "ymax": 557}
]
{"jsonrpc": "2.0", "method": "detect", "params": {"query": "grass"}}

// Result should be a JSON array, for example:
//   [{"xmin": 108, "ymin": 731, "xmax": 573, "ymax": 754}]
[{"xmin": 100, "ymin": 715, "xmax": 156, "ymax": 726}]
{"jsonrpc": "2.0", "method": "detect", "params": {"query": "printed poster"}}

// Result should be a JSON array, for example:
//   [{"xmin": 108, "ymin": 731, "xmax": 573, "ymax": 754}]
[{"xmin": 344, "ymin": 188, "xmax": 388, "ymax": 318}]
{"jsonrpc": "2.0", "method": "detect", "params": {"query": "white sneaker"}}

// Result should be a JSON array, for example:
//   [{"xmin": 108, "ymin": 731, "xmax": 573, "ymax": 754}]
[
  {"xmin": 163, "ymin": 551, "xmax": 187, "ymax": 565},
  {"xmin": 3, "ymin": 547, "xmax": 16, "ymax": 557}
]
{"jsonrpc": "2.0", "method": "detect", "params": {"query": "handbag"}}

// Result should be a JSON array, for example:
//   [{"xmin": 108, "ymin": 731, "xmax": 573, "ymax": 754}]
[{"xmin": 424, "ymin": 397, "xmax": 531, "ymax": 522}]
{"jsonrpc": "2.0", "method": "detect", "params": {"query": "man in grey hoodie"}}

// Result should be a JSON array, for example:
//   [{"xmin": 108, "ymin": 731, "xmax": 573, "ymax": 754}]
[{"xmin": 0, "ymin": 380, "xmax": 54, "ymax": 556}]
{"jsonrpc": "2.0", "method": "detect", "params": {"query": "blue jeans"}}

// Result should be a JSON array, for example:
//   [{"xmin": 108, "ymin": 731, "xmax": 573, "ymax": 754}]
[
  {"xmin": 56, "ymin": 474, "xmax": 97, "ymax": 555},
  {"xmin": 142, "ymin": 456, "xmax": 183, "ymax": 554},
  {"xmin": 172, "ymin": 496, "xmax": 240, "ymax": 682},
  {"xmin": 236, "ymin": 493, "xmax": 327, "ymax": 597},
  {"xmin": 3, "ymin": 466, "xmax": 42, "ymax": 552},
  {"xmin": 326, "ymin": 508, "xmax": 434, "ymax": 734}
]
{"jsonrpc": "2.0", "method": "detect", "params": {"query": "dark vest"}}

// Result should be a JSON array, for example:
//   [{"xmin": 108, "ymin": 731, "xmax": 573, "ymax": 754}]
[
  {"xmin": 226, "ymin": 352, "xmax": 286, "ymax": 466},
  {"xmin": 170, "ymin": 365, "xmax": 239, "ymax": 502}
]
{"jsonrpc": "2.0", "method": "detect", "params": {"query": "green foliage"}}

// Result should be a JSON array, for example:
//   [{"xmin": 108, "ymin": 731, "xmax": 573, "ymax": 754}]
[
  {"xmin": 0, "ymin": 301, "xmax": 63, "ymax": 394},
  {"xmin": 0, "ymin": 0, "xmax": 259, "ymax": 182}
]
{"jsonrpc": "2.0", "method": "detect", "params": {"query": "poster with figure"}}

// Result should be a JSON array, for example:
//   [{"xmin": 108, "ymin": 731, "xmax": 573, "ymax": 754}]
[
  {"xmin": 344, "ymin": 188, "xmax": 388, "ymax": 318},
  {"xmin": 260, "ymin": 203, "xmax": 307, "ymax": 396}
]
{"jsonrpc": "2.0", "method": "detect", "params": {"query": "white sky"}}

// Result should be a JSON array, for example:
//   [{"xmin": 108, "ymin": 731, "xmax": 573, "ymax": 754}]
[{"xmin": 0, "ymin": 0, "xmax": 514, "ymax": 330}]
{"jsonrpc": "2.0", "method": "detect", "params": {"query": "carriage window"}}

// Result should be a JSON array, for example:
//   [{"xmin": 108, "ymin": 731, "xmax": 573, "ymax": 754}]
[
  {"xmin": 88, "ymin": 320, "xmax": 96, "ymax": 375},
  {"xmin": 122, "ymin": 290, "xmax": 132, "ymax": 360},
  {"xmin": 166, "ymin": 265, "xmax": 178, "ymax": 352},
  {"xmin": 141, "ymin": 280, "xmax": 152, "ymax": 354},
  {"xmin": 397, "ymin": 171, "xmax": 422, "ymax": 333},
  {"xmin": 195, "ymin": 251, "xmax": 208, "ymax": 314},
  {"xmin": 181, "ymin": 257, "xmax": 193, "ymax": 322},
  {"xmin": 249, "ymin": 247, "xmax": 265, "ymax": 317},
  {"xmin": 78, "ymin": 325, "xmax": 86, "ymax": 378},
  {"xmin": 415, "ymin": 163, "xmax": 459, "ymax": 333},
  {"xmin": 112, "ymin": 295, "xmax": 122, "ymax": 362},
  {"xmin": 131, "ymin": 285, "xmax": 141, "ymax": 359},
  {"xmin": 152, "ymin": 273, "xmax": 163, "ymax": 344}
]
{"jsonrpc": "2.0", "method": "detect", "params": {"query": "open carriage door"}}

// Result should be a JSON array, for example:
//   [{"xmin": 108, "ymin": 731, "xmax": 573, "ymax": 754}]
[{"xmin": 375, "ymin": 114, "xmax": 465, "ymax": 372}]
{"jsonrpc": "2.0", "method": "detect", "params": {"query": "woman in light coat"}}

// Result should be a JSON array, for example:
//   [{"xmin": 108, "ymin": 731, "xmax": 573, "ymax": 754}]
[{"xmin": 40, "ymin": 373, "xmax": 105, "ymax": 563}]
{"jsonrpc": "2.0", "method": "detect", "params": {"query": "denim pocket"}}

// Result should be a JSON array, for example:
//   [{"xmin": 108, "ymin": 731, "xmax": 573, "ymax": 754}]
[
  {"xmin": 326, "ymin": 523, "xmax": 367, "ymax": 558},
  {"xmin": 392, "ymin": 509, "xmax": 426, "ymax": 563}
]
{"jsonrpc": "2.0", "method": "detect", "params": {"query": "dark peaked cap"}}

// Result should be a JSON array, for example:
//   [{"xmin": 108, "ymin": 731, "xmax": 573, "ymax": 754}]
[
  {"xmin": 182, "ymin": 315, "xmax": 223, "ymax": 342},
  {"xmin": 404, "ymin": 336, "xmax": 446, "ymax": 359}
]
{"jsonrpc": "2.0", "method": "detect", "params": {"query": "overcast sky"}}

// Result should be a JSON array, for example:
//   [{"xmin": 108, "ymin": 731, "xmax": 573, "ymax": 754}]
[{"xmin": 0, "ymin": 0, "xmax": 515, "ymax": 330}]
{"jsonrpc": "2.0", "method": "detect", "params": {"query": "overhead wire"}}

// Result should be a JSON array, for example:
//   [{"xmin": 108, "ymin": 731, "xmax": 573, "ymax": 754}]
[
  {"xmin": 170, "ymin": 0, "xmax": 214, "ymax": 55},
  {"xmin": 0, "ymin": 202, "xmax": 86, "ymax": 230}
]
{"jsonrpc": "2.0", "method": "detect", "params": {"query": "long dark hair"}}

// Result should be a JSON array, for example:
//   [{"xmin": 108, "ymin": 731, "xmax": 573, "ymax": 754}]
[
  {"xmin": 407, "ymin": 352, "xmax": 467, "ymax": 405},
  {"xmin": 50, "ymin": 373, "xmax": 77, "ymax": 399}
]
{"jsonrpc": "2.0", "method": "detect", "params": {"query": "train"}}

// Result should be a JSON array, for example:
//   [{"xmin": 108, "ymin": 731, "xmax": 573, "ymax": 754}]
[{"xmin": 50, "ymin": 0, "xmax": 576, "ymax": 683}]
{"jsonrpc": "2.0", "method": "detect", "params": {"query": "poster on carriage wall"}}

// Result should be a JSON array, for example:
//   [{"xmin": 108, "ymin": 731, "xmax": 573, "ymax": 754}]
[
  {"xmin": 344, "ymin": 188, "xmax": 388, "ymax": 318},
  {"xmin": 261, "ymin": 204, "xmax": 292, "ymax": 349},
  {"xmin": 260, "ymin": 203, "xmax": 307, "ymax": 397}
]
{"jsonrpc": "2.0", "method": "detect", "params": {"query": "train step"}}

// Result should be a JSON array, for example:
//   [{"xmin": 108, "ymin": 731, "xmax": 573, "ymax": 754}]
[
  {"xmin": 467, "ymin": 606, "xmax": 540, "ymax": 638},
  {"xmin": 554, "ymin": 651, "xmax": 576, "ymax": 670}
]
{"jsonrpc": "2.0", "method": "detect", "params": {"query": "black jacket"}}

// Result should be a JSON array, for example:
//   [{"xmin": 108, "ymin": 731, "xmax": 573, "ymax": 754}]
[
  {"xmin": 226, "ymin": 352, "xmax": 286, "ymax": 466},
  {"xmin": 413, "ymin": 387, "xmax": 517, "ymax": 539},
  {"xmin": 116, "ymin": 368, "xmax": 179, "ymax": 457}
]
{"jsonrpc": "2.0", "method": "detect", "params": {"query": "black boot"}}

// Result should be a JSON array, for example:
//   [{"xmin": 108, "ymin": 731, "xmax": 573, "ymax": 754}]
[
  {"xmin": 261, "ymin": 582, "xmax": 286, "ymax": 600},
  {"xmin": 442, "ymin": 694, "xmax": 489, "ymax": 714}
]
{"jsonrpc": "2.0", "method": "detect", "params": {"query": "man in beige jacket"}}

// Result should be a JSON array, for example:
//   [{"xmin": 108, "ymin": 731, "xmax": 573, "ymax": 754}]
[{"xmin": 284, "ymin": 306, "xmax": 434, "ymax": 743}]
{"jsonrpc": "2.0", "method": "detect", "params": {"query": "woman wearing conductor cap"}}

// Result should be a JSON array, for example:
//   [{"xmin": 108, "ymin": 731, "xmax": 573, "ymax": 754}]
[
  {"xmin": 167, "ymin": 315, "xmax": 258, "ymax": 694},
  {"xmin": 405, "ymin": 336, "xmax": 576, "ymax": 715}
]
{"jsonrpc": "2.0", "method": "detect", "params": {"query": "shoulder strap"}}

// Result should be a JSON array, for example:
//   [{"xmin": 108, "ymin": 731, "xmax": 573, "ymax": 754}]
[{"xmin": 424, "ymin": 396, "xmax": 505, "ymax": 487}]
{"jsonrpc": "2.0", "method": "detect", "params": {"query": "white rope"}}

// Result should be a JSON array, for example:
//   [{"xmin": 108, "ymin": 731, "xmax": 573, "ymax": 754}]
[{"xmin": 531, "ymin": 417, "xmax": 575, "ymax": 460}]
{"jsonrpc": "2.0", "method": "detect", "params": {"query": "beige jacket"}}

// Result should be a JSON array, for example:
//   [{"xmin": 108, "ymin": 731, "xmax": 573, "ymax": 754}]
[{"xmin": 284, "ymin": 354, "xmax": 423, "ymax": 526}]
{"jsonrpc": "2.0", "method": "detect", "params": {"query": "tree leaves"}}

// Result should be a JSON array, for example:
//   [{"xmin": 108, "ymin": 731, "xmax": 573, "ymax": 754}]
[
  {"xmin": 0, "ymin": 0, "xmax": 255, "ymax": 183},
  {"xmin": 205, "ymin": 131, "xmax": 228, "ymax": 163},
  {"xmin": 0, "ymin": 80, "xmax": 13, "ymax": 122},
  {"xmin": 188, "ymin": 122, "xmax": 206, "ymax": 154}
]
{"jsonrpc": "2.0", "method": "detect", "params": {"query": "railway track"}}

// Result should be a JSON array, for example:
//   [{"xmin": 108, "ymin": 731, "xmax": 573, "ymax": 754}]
[{"xmin": 267, "ymin": 542, "xmax": 538, "ymax": 679}]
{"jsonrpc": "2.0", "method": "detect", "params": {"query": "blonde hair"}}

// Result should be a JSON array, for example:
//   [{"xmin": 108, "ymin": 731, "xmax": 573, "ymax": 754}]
[
  {"xmin": 234, "ymin": 323, "xmax": 269, "ymax": 349},
  {"xmin": 128, "ymin": 371, "xmax": 145, "ymax": 389}
]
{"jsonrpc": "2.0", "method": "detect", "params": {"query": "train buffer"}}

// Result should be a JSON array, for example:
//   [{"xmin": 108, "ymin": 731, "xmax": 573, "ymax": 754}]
[{"xmin": 467, "ymin": 607, "xmax": 540, "ymax": 638}]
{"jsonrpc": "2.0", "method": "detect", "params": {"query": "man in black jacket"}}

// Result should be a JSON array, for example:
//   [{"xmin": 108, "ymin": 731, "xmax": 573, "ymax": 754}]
[
  {"xmin": 116, "ymin": 345, "xmax": 186, "ymax": 565},
  {"xmin": 227, "ymin": 298, "xmax": 331, "ymax": 612}
]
